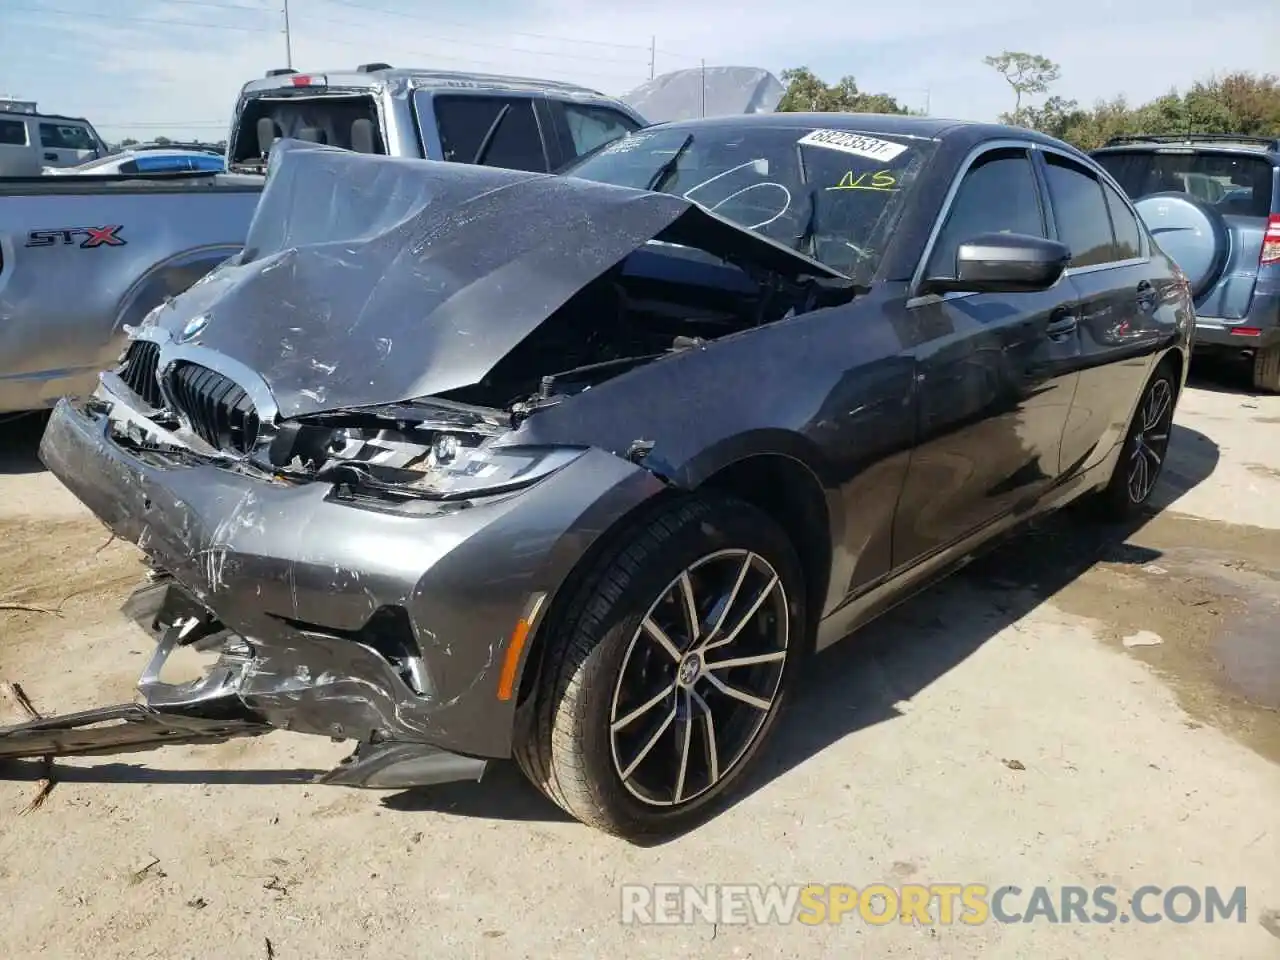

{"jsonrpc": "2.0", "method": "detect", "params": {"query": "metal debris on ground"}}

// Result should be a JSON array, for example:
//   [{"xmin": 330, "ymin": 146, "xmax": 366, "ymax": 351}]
[
  {"xmin": 0, "ymin": 601, "xmax": 60, "ymax": 616},
  {"xmin": 129, "ymin": 856, "xmax": 164, "ymax": 884},
  {"xmin": 1123, "ymin": 630, "xmax": 1165, "ymax": 647},
  {"xmin": 0, "ymin": 681, "xmax": 57, "ymax": 812}
]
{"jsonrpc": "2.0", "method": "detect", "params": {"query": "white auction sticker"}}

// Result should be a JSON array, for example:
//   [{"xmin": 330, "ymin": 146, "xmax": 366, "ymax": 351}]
[
  {"xmin": 601, "ymin": 132, "xmax": 656, "ymax": 154},
  {"xmin": 796, "ymin": 129, "xmax": 909, "ymax": 162}
]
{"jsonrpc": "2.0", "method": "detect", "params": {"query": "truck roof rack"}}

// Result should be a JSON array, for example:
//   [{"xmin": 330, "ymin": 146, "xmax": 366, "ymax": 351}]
[
  {"xmin": 356, "ymin": 62, "xmax": 393, "ymax": 72},
  {"xmin": 1102, "ymin": 133, "xmax": 1280, "ymax": 151}
]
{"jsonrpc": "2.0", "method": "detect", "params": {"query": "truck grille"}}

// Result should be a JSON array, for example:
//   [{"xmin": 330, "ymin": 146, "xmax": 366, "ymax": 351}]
[
  {"xmin": 167, "ymin": 361, "xmax": 261, "ymax": 454},
  {"xmin": 117, "ymin": 340, "xmax": 162, "ymax": 407}
]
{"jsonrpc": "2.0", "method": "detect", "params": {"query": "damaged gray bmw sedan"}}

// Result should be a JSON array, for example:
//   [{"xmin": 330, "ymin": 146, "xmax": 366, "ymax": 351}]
[{"xmin": 11, "ymin": 114, "xmax": 1192, "ymax": 839}]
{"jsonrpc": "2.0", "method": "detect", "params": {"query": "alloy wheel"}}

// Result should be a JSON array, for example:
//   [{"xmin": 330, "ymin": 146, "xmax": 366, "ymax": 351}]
[
  {"xmin": 607, "ymin": 548, "xmax": 790, "ymax": 807},
  {"xmin": 1127, "ymin": 377, "xmax": 1173, "ymax": 504}
]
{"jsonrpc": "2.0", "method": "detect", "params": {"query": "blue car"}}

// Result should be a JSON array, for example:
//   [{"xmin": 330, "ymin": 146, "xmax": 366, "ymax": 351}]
[
  {"xmin": 1092, "ymin": 134, "xmax": 1280, "ymax": 392},
  {"xmin": 47, "ymin": 148, "xmax": 226, "ymax": 176}
]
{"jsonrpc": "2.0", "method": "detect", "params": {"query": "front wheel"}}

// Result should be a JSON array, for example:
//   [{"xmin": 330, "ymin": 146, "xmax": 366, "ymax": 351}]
[
  {"xmin": 1093, "ymin": 363, "xmax": 1177, "ymax": 521},
  {"xmin": 514, "ymin": 495, "xmax": 805, "ymax": 839}
]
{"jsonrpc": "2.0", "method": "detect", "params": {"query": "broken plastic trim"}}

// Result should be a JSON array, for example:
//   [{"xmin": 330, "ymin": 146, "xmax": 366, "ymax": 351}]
[{"xmin": 0, "ymin": 589, "xmax": 490, "ymax": 788}]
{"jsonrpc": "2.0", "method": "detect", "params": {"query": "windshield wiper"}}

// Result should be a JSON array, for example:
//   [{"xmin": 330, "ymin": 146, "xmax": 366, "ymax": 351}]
[
  {"xmin": 645, "ymin": 134, "xmax": 694, "ymax": 193},
  {"xmin": 796, "ymin": 186, "xmax": 821, "ymax": 259}
]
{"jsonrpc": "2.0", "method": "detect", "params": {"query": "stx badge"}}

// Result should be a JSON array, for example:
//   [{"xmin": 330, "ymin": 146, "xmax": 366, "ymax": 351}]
[{"xmin": 25, "ymin": 226, "xmax": 127, "ymax": 248}]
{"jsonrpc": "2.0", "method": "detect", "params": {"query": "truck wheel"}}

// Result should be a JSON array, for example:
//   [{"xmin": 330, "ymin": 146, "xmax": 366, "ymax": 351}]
[
  {"xmin": 1093, "ymin": 361, "xmax": 1178, "ymax": 522},
  {"xmin": 514, "ymin": 494, "xmax": 804, "ymax": 840},
  {"xmin": 1252, "ymin": 346, "xmax": 1280, "ymax": 394}
]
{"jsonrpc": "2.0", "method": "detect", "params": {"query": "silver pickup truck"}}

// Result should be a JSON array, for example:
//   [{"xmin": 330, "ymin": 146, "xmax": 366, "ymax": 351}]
[{"xmin": 0, "ymin": 64, "xmax": 645, "ymax": 414}]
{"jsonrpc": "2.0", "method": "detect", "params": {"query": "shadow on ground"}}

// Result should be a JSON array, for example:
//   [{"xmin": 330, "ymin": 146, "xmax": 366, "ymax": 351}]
[
  {"xmin": 1186, "ymin": 353, "xmax": 1269, "ymax": 398},
  {"xmin": 382, "ymin": 423, "xmax": 1223, "ymax": 836},
  {"xmin": 0, "ymin": 425, "xmax": 1223, "ymax": 837},
  {"xmin": 0, "ymin": 412, "xmax": 50, "ymax": 476}
]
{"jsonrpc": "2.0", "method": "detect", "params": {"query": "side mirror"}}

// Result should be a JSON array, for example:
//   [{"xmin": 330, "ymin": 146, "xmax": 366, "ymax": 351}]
[{"xmin": 922, "ymin": 233, "xmax": 1070, "ymax": 296}]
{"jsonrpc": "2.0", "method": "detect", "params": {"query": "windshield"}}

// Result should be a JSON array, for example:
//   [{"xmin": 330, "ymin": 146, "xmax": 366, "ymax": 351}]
[{"xmin": 561, "ymin": 124, "xmax": 937, "ymax": 280}]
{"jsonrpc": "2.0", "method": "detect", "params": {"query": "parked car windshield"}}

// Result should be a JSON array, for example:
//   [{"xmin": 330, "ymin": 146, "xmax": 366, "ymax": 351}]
[{"xmin": 561, "ymin": 123, "xmax": 938, "ymax": 281}]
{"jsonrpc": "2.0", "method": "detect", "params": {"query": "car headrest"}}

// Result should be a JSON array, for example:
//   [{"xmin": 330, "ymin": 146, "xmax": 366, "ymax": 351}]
[
  {"xmin": 256, "ymin": 117, "xmax": 279, "ymax": 157},
  {"xmin": 350, "ymin": 118, "xmax": 376, "ymax": 154}
]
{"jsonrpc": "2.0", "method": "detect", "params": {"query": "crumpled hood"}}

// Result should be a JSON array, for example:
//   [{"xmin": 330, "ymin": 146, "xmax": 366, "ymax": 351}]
[{"xmin": 144, "ymin": 139, "xmax": 842, "ymax": 421}]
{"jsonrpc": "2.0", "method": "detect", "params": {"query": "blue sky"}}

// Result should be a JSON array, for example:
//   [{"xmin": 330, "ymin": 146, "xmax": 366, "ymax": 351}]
[{"xmin": 1, "ymin": 0, "xmax": 1276, "ymax": 142}]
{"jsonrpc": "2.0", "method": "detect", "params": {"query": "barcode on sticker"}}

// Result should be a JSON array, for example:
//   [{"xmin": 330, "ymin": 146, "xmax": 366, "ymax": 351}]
[
  {"xmin": 602, "ymin": 133, "xmax": 655, "ymax": 154},
  {"xmin": 796, "ymin": 129, "xmax": 908, "ymax": 162}
]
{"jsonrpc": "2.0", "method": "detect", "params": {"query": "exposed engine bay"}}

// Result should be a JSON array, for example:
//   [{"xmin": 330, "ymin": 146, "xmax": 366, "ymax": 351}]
[{"xmin": 106, "ymin": 234, "xmax": 857, "ymax": 507}]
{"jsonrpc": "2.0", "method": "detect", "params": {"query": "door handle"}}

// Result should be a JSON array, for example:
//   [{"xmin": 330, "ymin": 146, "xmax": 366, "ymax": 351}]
[
  {"xmin": 43, "ymin": 152, "xmax": 57, "ymax": 161},
  {"xmin": 1046, "ymin": 313, "xmax": 1078, "ymax": 339}
]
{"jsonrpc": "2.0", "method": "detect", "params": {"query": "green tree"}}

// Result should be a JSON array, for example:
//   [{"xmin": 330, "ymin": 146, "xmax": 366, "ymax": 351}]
[
  {"xmin": 984, "ymin": 51, "xmax": 1061, "ymax": 125},
  {"xmin": 776, "ymin": 67, "xmax": 910, "ymax": 114},
  {"xmin": 1004, "ymin": 95, "xmax": 1083, "ymax": 140}
]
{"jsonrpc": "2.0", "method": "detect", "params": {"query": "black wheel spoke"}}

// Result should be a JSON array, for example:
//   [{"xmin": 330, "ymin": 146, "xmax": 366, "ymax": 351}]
[
  {"xmin": 609, "ymin": 548, "xmax": 789, "ymax": 807},
  {"xmin": 1127, "ymin": 377, "xmax": 1174, "ymax": 505},
  {"xmin": 640, "ymin": 617, "xmax": 682, "ymax": 661},
  {"xmin": 618, "ymin": 699, "xmax": 678, "ymax": 781}
]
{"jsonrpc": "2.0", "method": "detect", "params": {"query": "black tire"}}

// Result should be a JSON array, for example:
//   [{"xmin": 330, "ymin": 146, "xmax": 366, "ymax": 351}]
[
  {"xmin": 513, "ymin": 494, "xmax": 806, "ymax": 840},
  {"xmin": 1252, "ymin": 345, "xmax": 1280, "ymax": 394},
  {"xmin": 1093, "ymin": 361, "xmax": 1178, "ymax": 521}
]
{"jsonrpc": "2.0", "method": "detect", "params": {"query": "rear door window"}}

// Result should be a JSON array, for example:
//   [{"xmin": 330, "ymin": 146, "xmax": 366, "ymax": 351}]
[
  {"xmin": 39, "ymin": 122, "xmax": 96, "ymax": 151},
  {"xmin": 432, "ymin": 95, "xmax": 549, "ymax": 172},
  {"xmin": 1094, "ymin": 149, "xmax": 1275, "ymax": 218},
  {"xmin": 1043, "ymin": 154, "xmax": 1117, "ymax": 268},
  {"xmin": 559, "ymin": 103, "xmax": 639, "ymax": 160},
  {"xmin": 0, "ymin": 119, "xmax": 28, "ymax": 145},
  {"xmin": 1101, "ymin": 179, "xmax": 1143, "ymax": 260}
]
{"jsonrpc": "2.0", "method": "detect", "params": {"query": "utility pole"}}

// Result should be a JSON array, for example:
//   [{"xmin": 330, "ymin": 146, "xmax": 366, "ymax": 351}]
[
  {"xmin": 924, "ymin": 87, "xmax": 930, "ymax": 115},
  {"xmin": 648, "ymin": 36, "xmax": 655, "ymax": 80},
  {"xmin": 283, "ymin": 0, "xmax": 294, "ymax": 69},
  {"xmin": 700, "ymin": 59, "xmax": 706, "ymax": 117}
]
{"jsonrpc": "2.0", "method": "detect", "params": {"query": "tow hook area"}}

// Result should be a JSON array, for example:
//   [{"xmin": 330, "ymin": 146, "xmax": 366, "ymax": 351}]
[
  {"xmin": 0, "ymin": 584, "xmax": 488, "ymax": 790},
  {"xmin": 0, "ymin": 620, "xmax": 270, "ymax": 762}
]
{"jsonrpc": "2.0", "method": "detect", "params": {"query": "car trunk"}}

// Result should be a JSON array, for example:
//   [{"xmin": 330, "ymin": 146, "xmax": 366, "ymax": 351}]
[
  {"xmin": 1095, "ymin": 148, "xmax": 1275, "ymax": 320},
  {"xmin": 228, "ymin": 91, "xmax": 385, "ymax": 172}
]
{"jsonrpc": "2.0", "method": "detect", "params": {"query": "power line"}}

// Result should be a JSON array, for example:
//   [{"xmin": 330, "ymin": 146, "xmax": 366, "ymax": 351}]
[
  {"xmin": 4, "ymin": 5, "xmax": 266, "ymax": 33},
  {"xmin": 281, "ymin": 18, "xmax": 648, "ymax": 82},
  {"xmin": 141, "ymin": 0, "xmax": 274, "ymax": 11},
  {"xmin": 297, "ymin": 10, "xmax": 654, "ymax": 66},
  {"xmin": 94, "ymin": 121, "xmax": 229, "ymax": 128},
  {"xmin": 4, "ymin": 4, "xmax": 654, "ymax": 85},
  {"xmin": 315, "ymin": 0, "xmax": 659, "ymax": 53}
]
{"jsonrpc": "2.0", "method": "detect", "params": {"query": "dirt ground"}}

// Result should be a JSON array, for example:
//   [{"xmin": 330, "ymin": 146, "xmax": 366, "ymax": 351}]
[{"xmin": 1, "ymin": 367, "xmax": 1279, "ymax": 959}]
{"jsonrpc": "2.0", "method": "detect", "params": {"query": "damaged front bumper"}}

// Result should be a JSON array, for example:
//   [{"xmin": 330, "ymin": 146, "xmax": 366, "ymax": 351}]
[{"xmin": 20, "ymin": 391, "xmax": 664, "ymax": 783}]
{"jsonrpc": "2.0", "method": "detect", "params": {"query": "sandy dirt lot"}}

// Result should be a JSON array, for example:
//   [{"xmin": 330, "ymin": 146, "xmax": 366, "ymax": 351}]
[{"xmin": 1, "ymin": 369, "xmax": 1278, "ymax": 959}]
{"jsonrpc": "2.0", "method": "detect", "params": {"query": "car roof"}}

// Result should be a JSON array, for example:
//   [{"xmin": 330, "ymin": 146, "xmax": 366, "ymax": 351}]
[
  {"xmin": 639, "ymin": 112, "xmax": 1079, "ymax": 151},
  {"xmin": 0, "ymin": 110, "xmax": 94, "ymax": 125},
  {"xmin": 1092, "ymin": 134, "xmax": 1280, "ymax": 159},
  {"xmin": 242, "ymin": 66, "xmax": 618, "ymax": 103}
]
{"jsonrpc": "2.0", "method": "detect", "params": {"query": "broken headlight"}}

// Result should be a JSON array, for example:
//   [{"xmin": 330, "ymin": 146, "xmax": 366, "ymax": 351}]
[
  {"xmin": 280, "ymin": 417, "xmax": 585, "ymax": 501},
  {"xmin": 399, "ymin": 442, "xmax": 585, "ymax": 499}
]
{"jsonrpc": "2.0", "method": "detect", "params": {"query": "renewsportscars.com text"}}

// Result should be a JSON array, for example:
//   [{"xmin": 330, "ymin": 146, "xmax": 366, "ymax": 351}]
[{"xmin": 620, "ymin": 883, "xmax": 1248, "ymax": 926}]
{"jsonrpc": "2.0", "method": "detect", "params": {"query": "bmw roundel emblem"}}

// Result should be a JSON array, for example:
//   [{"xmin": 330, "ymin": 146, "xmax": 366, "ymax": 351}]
[{"xmin": 178, "ymin": 314, "xmax": 210, "ymax": 343}]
